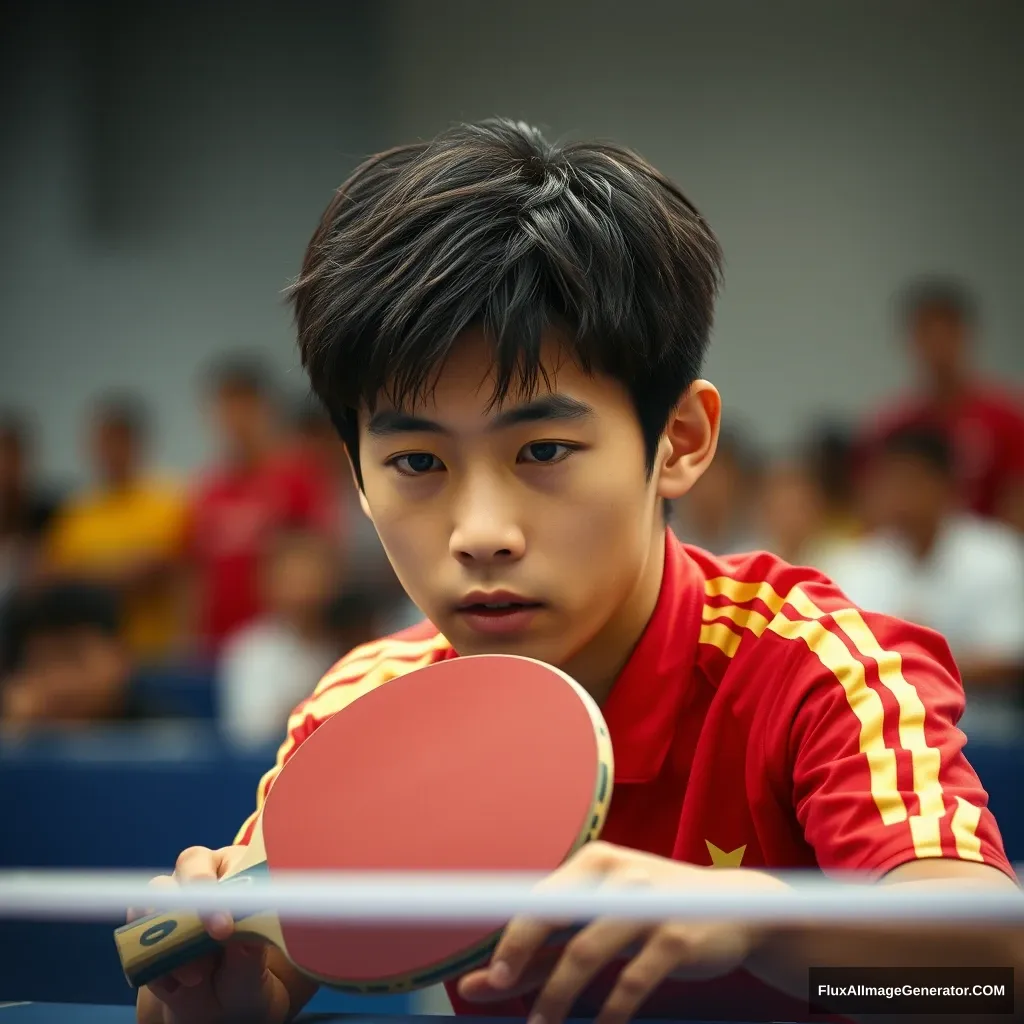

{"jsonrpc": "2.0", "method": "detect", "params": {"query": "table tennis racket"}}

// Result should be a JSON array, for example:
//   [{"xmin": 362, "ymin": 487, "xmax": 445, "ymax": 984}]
[{"xmin": 113, "ymin": 654, "xmax": 613, "ymax": 993}]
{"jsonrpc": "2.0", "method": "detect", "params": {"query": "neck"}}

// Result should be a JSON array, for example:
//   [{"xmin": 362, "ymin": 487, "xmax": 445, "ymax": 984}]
[
  {"xmin": 232, "ymin": 434, "xmax": 276, "ymax": 470},
  {"xmin": 906, "ymin": 519, "xmax": 942, "ymax": 561},
  {"xmin": 102, "ymin": 471, "xmax": 135, "ymax": 492},
  {"xmin": 562, "ymin": 526, "xmax": 666, "ymax": 707},
  {"xmin": 928, "ymin": 371, "xmax": 969, "ymax": 409}
]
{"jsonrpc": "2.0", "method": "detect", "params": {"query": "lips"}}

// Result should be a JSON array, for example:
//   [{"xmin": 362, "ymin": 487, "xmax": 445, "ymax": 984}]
[
  {"xmin": 456, "ymin": 590, "xmax": 542, "ymax": 613},
  {"xmin": 454, "ymin": 591, "xmax": 545, "ymax": 635}
]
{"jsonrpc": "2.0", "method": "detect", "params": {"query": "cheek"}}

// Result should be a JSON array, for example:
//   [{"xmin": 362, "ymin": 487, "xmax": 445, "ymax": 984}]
[{"xmin": 538, "ymin": 459, "xmax": 655, "ymax": 594}]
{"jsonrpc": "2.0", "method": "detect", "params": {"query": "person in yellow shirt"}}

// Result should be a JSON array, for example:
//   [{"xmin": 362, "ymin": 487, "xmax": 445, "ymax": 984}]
[{"xmin": 43, "ymin": 397, "xmax": 187, "ymax": 663}]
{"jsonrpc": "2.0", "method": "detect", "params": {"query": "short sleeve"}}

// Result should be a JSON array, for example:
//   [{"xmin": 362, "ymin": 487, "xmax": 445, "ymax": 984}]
[{"xmin": 782, "ymin": 599, "xmax": 1014, "ymax": 880}]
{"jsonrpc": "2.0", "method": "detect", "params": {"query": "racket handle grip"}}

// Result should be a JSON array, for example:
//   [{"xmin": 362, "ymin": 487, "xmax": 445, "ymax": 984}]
[{"xmin": 114, "ymin": 909, "xmax": 222, "ymax": 988}]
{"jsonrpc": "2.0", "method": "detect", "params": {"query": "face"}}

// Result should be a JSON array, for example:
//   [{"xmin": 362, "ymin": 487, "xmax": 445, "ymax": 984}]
[
  {"xmin": 909, "ymin": 308, "xmax": 967, "ymax": 386},
  {"xmin": 90, "ymin": 420, "xmax": 138, "ymax": 485},
  {"xmin": 212, "ymin": 387, "xmax": 272, "ymax": 458},
  {"xmin": 757, "ymin": 462, "xmax": 824, "ymax": 552},
  {"xmin": 861, "ymin": 453, "xmax": 950, "ymax": 536},
  {"xmin": 17, "ymin": 628, "xmax": 127, "ymax": 721},
  {"xmin": 356, "ymin": 327, "xmax": 717, "ymax": 689},
  {"xmin": 265, "ymin": 537, "xmax": 337, "ymax": 621}
]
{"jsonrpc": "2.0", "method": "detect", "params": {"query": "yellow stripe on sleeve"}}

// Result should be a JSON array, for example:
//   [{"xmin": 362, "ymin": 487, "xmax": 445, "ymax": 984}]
[
  {"xmin": 699, "ymin": 576, "xmax": 955, "ymax": 859},
  {"xmin": 950, "ymin": 796, "xmax": 984, "ymax": 862}
]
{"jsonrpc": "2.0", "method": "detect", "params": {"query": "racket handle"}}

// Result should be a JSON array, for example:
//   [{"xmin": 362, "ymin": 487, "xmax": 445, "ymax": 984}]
[
  {"xmin": 114, "ymin": 909, "xmax": 222, "ymax": 988},
  {"xmin": 113, "ymin": 864, "xmax": 268, "ymax": 988}
]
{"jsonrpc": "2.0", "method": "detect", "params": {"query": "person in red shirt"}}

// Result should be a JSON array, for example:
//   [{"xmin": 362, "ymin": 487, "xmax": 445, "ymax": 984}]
[
  {"xmin": 861, "ymin": 279, "xmax": 1024, "ymax": 532},
  {"xmin": 186, "ymin": 358, "xmax": 338, "ymax": 654},
  {"xmin": 134, "ymin": 122, "xmax": 1020, "ymax": 1024}
]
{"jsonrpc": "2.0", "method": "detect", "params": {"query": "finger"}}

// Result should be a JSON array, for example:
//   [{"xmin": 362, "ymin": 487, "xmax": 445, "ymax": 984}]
[
  {"xmin": 595, "ymin": 932, "xmax": 691, "ymax": 1024},
  {"xmin": 490, "ymin": 852, "xmax": 616, "ymax": 989},
  {"xmin": 458, "ymin": 951, "xmax": 561, "ymax": 1003},
  {"xmin": 212, "ymin": 941, "xmax": 268, "ymax": 1011},
  {"xmin": 125, "ymin": 874, "xmax": 175, "ymax": 923},
  {"xmin": 529, "ymin": 920, "xmax": 649, "ymax": 1024},
  {"xmin": 174, "ymin": 845, "xmax": 234, "ymax": 939}
]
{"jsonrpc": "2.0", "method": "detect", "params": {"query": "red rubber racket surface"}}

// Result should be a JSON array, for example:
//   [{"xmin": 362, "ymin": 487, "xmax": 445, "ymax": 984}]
[{"xmin": 261, "ymin": 654, "xmax": 611, "ymax": 989}]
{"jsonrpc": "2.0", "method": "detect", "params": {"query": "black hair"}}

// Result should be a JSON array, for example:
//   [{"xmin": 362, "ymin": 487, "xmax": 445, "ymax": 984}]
[
  {"xmin": 879, "ymin": 426, "xmax": 955, "ymax": 478},
  {"xmin": 92, "ymin": 394, "xmax": 149, "ymax": 441},
  {"xmin": 4, "ymin": 582, "xmax": 122, "ymax": 670},
  {"xmin": 290, "ymin": 118, "xmax": 723, "ymax": 487},
  {"xmin": 899, "ymin": 277, "xmax": 978, "ymax": 329}
]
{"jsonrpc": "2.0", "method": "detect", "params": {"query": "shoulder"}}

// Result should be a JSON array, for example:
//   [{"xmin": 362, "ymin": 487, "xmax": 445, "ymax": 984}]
[
  {"xmin": 972, "ymin": 383, "xmax": 1024, "ymax": 423},
  {"xmin": 688, "ymin": 544, "xmax": 959, "ymax": 694},
  {"xmin": 305, "ymin": 619, "xmax": 453, "ymax": 709}
]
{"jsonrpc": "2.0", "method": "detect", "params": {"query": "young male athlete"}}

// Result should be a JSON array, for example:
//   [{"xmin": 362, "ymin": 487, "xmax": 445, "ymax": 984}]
[{"xmin": 134, "ymin": 120, "xmax": 1020, "ymax": 1024}]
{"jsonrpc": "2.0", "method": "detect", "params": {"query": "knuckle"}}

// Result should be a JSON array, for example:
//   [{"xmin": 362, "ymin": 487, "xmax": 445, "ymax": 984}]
[
  {"xmin": 174, "ymin": 846, "xmax": 210, "ymax": 874},
  {"xmin": 581, "ymin": 841, "xmax": 618, "ymax": 870},
  {"xmin": 564, "ymin": 937, "xmax": 604, "ymax": 972},
  {"xmin": 653, "ymin": 928, "xmax": 691, "ymax": 960},
  {"xmin": 614, "ymin": 967, "xmax": 653, "ymax": 1000}
]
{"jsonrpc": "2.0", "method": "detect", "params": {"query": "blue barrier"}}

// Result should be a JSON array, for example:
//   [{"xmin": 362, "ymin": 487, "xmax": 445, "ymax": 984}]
[
  {"xmin": 1, "ymin": 724, "xmax": 1021, "ymax": 1007},
  {"xmin": 0, "ymin": 724, "xmax": 415, "ymax": 1011}
]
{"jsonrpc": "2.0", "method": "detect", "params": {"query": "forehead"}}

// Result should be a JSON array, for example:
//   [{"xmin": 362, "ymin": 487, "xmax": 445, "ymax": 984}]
[{"xmin": 363, "ymin": 326, "xmax": 626, "ymax": 424}]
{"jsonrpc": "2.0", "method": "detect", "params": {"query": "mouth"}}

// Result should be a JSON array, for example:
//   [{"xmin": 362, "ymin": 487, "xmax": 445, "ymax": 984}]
[
  {"xmin": 456, "ymin": 592, "xmax": 543, "ymax": 614},
  {"xmin": 454, "ymin": 593, "xmax": 545, "ymax": 633}
]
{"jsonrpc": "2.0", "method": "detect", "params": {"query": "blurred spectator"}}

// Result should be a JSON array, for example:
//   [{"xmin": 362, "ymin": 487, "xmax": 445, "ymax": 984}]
[
  {"xmin": 672, "ymin": 426, "xmax": 760, "ymax": 554},
  {"xmin": 861, "ymin": 279, "xmax": 1024, "ymax": 532},
  {"xmin": 804, "ymin": 419, "xmax": 861, "ymax": 538},
  {"xmin": 753, "ymin": 459, "xmax": 847, "ymax": 569},
  {"xmin": 290, "ymin": 396, "xmax": 352, "ymax": 557},
  {"xmin": 0, "ymin": 413, "xmax": 62, "ymax": 605},
  {"xmin": 218, "ymin": 529, "xmax": 340, "ymax": 749},
  {"xmin": 825, "ymin": 427, "xmax": 1024, "ymax": 743},
  {"xmin": 0, "ymin": 582, "xmax": 152, "ymax": 728},
  {"xmin": 187, "ymin": 357, "xmax": 338, "ymax": 656},
  {"xmin": 41, "ymin": 397, "xmax": 187, "ymax": 663}
]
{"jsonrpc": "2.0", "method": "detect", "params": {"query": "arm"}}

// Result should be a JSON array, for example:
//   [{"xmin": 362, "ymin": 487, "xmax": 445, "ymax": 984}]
[
  {"xmin": 753, "ymin": 595, "xmax": 1020, "ymax": 1020},
  {"xmin": 746, "ymin": 861, "xmax": 1023, "ymax": 1023}
]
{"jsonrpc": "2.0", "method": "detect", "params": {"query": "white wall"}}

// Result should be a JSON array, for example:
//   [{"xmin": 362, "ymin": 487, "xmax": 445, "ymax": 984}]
[
  {"xmin": 1, "ymin": 0, "xmax": 1021, "ymax": 484},
  {"xmin": 379, "ymin": 0, "xmax": 1024, "ymax": 445},
  {"xmin": 0, "ymin": 1, "xmax": 384, "ymax": 483}
]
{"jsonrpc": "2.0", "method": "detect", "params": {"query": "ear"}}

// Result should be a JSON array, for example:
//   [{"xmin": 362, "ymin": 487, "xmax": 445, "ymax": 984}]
[{"xmin": 655, "ymin": 380, "xmax": 721, "ymax": 501}]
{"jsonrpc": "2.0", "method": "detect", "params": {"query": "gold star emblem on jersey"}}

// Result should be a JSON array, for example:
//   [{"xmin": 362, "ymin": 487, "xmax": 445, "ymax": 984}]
[{"xmin": 705, "ymin": 840, "xmax": 746, "ymax": 868}]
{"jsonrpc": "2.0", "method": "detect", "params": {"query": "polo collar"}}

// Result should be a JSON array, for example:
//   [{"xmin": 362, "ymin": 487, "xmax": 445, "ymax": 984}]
[{"xmin": 601, "ymin": 529, "xmax": 701, "ymax": 784}]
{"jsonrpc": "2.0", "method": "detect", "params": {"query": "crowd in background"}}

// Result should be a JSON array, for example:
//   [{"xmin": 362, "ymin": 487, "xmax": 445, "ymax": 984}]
[{"xmin": 0, "ymin": 279, "xmax": 1022, "ymax": 747}]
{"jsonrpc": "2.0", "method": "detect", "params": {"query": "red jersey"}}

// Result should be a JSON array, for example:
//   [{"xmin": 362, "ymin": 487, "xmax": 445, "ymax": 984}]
[
  {"xmin": 864, "ymin": 384, "xmax": 1024, "ymax": 518},
  {"xmin": 234, "ymin": 530, "xmax": 1012, "ymax": 1022},
  {"xmin": 187, "ymin": 452, "xmax": 337, "ymax": 652}
]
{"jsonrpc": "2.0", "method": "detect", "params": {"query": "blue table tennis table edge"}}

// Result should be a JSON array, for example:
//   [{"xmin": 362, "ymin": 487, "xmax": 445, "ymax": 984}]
[{"xmin": 0, "ymin": 1007, "xmax": 762, "ymax": 1023}]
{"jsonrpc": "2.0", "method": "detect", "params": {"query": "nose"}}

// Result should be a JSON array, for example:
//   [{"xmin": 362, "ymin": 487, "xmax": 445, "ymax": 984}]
[{"xmin": 449, "ymin": 477, "xmax": 526, "ymax": 567}]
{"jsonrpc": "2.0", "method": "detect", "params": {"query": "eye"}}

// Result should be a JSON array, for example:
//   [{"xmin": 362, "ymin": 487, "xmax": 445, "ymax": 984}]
[
  {"xmin": 389, "ymin": 452, "xmax": 444, "ymax": 476},
  {"xmin": 518, "ymin": 442, "xmax": 575, "ymax": 465}
]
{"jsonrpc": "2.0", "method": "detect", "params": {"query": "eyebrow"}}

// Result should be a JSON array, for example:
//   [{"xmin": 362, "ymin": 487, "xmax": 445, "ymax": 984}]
[{"xmin": 366, "ymin": 394, "xmax": 595, "ymax": 438}]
